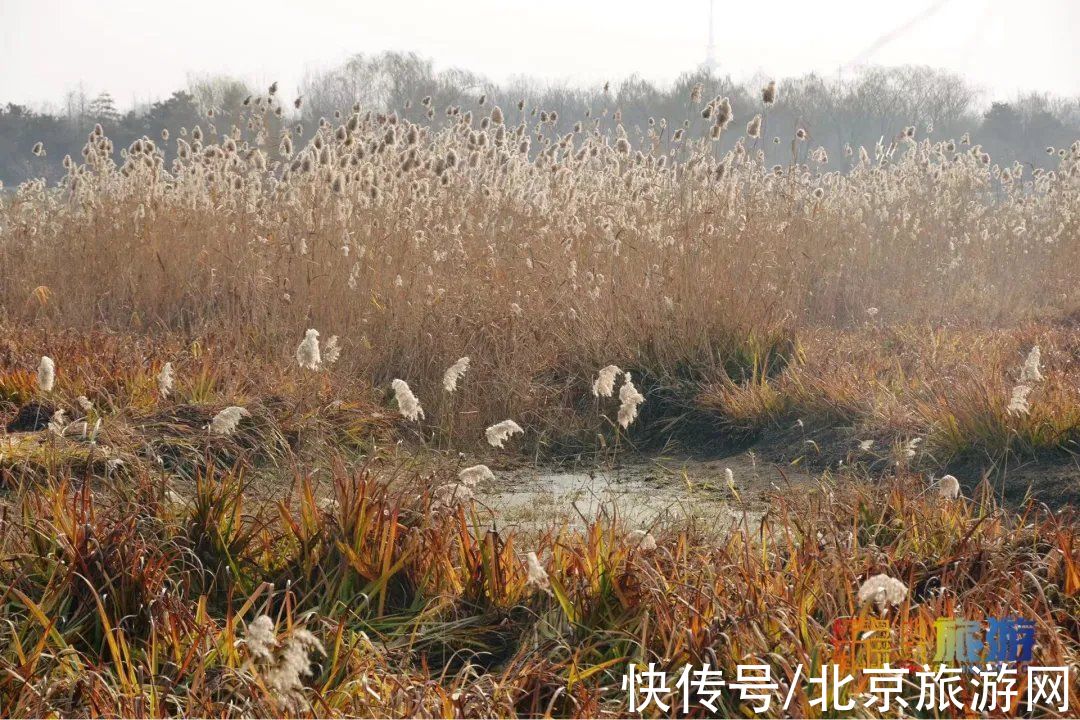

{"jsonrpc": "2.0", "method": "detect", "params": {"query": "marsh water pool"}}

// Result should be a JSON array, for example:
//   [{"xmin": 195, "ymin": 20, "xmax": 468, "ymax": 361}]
[{"xmin": 476, "ymin": 452, "xmax": 813, "ymax": 533}]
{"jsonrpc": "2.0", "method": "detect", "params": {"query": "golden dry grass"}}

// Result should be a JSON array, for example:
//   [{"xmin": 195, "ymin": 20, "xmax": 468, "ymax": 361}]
[
  {"xmin": 1, "ymin": 89, "xmax": 1079, "ymax": 718},
  {"xmin": 0, "ymin": 463, "xmax": 1077, "ymax": 717},
  {"xmin": 0, "ymin": 96, "xmax": 1077, "ymax": 448}
]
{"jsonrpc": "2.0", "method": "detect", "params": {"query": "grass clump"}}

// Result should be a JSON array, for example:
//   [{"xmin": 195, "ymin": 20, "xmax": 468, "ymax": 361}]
[
  {"xmin": 0, "ymin": 463, "xmax": 1076, "ymax": 717},
  {"xmin": 698, "ymin": 326, "xmax": 1080, "ymax": 500}
]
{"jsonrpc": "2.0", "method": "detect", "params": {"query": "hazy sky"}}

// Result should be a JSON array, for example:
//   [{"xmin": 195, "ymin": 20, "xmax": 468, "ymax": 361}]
[{"xmin": 1, "ymin": 0, "xmax": 1077, "ymax": 110}]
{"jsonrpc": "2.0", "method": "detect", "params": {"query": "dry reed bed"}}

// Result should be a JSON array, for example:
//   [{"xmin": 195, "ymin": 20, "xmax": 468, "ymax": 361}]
[
  {"xmin": 0, "ymin": 328, "xmax": 396, "ymax": 484},
  {"xmin": 4, "ymin": 321, "xmax": 1079, "ymax": 486},
  {"xmin": 1, "ymin": 85, "xmax": 1078, "ymax": 446},
  {"xmin": 699, "ymin": 325, "xmax": 1080, "ymax": 476},
  {"xmin": 0, "ymin": 464, "xmax": 1076, "ymax": 717}
]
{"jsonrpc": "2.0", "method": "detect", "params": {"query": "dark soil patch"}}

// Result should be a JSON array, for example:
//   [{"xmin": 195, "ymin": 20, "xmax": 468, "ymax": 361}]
[
  {"xmin": 944, "ymin": 454, "xmax": 1080, "ymax": 508},
  {"xmin": 5, "ymin": 401, "xmax": 56, "ymax": 432}
]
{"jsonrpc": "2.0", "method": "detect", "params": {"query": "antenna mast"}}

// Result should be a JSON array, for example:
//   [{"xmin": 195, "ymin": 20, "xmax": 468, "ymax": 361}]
[{"xmin": 704, "ymin": 0, "xmax": 719, "ymax": 75}]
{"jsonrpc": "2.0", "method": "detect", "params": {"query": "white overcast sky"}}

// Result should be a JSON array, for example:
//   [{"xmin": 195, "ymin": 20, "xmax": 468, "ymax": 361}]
[{"xmin": 1, "ymin": 0, "xmax": 1077, "ymax": 110}]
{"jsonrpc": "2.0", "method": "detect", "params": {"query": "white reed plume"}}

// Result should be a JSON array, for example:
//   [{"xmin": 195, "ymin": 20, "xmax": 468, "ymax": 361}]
[
  {"xmin": 77, "ymin": 395, "xmax": 93, "ymax": 413},
  {"xmin": 433, "ymin": 482, "xmax": 474, "ymax": 510},
  {"xmin": 713, "ymin": 97, "xmax": 732, "ymax": 129},
  {"xmin": 322, "ymin": 335, "xmax": 341, "ymax": 365},
  {"xmin": 937, "ymin": 474, "xmax": 960, "ymax": 500},
  {"xmin": 458, "ymin": 464, "xmax": 495, "ymax": 488},
  {"xmin": 525, "ymin": 552, "xmax": 551, "ymax": 593},
  {"xmin": 626, "ymin": 529, "xmax": 657, "ymax": 552},
  {"xmin": 391, "ymin": 379, "xmax": 425, "ymax": 421},
  {"xmin": 617, "ymin": 373, "xmax": 645, "ymax": 428},
  {"xmin": 486, "ymin": 419, "xmax": 523, "ymax": 448},
  {"xmin": 762, "ymin": 80, "xmax": 777, "ymax": 105},
  {"xmin": 37, "ymin": 356, "xmax": 55, "ymax": 392},
  {"xmin": 591, "ymin": 365, "xmax": 622, "ymax": 397},
  {"xmin": 443, "ymin": 356, "xmax": 470, "ymax": 392},
  {"xmin": 1007, "ymin": 385, "xmax": 1031, "ymax": 416},
  {"xmin": 902, "ymin": 437, "xmax": 921, "ymax": 460},
  {"xmin": 241, "ymin": 615, "xmax": 277, "ymax": 664},
  {"xmin": 242, "ymin": 615, "xmax": 326, "ymax": 711},
  {"xmin": 746, "ymin": 114, "xmax": 762, "ymax": 138},
  {"xmin": 1020, "ymin": 345, "xmax": 1043, "ymax": 383},
  {"xmin": 208, "ymin": 406, "xmax": 250, "ymax": 436},
  {"xmin": 857, "ymin": 574, "xmax": 907, "ymax": 612},
  {"xmin": 296, "ymin": 328, "xmax": 321, "ymax": 370},
  {"xmin": 48, "ymin": 409, "xmax": 67, "ymax": 437},
  {"xmin": 157, "ymin": 362, "xmax": 175, "ymax": 398}
]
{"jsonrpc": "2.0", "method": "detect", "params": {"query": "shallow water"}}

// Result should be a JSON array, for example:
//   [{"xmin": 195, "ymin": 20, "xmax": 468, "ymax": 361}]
[{"xmin": 479, "ymin": 452, "xmax": 812, "ymax": 533}]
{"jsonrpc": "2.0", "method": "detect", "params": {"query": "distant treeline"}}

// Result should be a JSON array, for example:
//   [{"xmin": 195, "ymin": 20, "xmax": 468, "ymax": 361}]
[{"xmin": 3, "ymin": 51, "xmax": 1078, "ymax": 186}]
